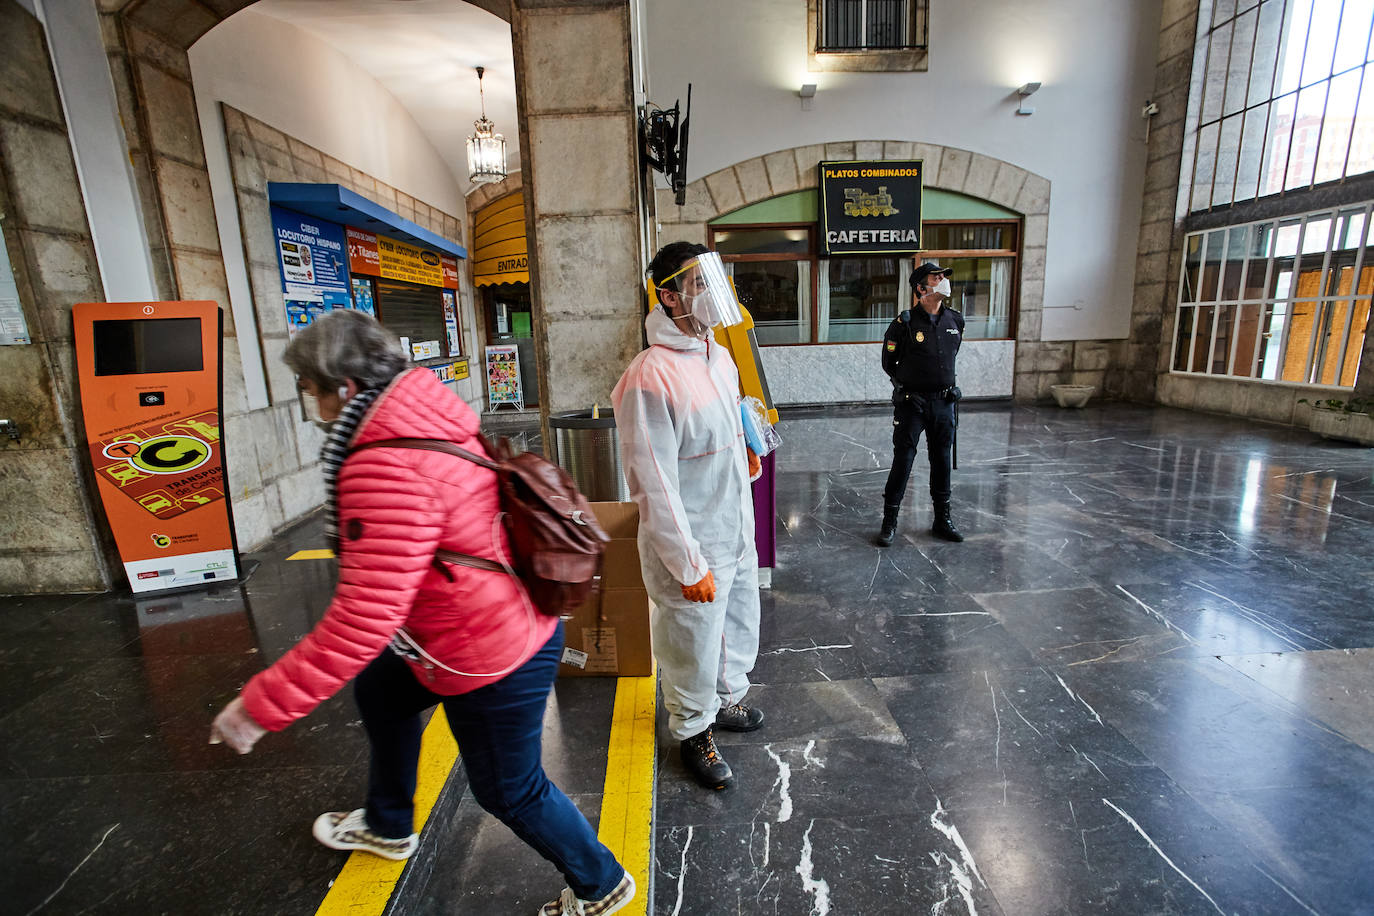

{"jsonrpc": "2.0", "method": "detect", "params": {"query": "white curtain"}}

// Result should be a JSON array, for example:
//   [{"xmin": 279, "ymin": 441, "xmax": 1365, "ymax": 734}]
[
  {"xmin": 988, "ymin": 257, "xmax": 1013, "ymax": 338},
  {"xmin": 811, "ymin": 259, "xmax": 827, "ymax": 343}
]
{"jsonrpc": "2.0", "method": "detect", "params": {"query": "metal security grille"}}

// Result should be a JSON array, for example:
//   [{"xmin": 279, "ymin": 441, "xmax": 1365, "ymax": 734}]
[
  {"xmin": 819, "ymin": 0, "xmax": 928, "ymax": 51},
  {"xmin": 375, "ymin": 279, "xmax": 447, "ymax": 353},
  {"xmin": 1187, "ymin": 0, "xmax": 1374, "ymax": 212}
]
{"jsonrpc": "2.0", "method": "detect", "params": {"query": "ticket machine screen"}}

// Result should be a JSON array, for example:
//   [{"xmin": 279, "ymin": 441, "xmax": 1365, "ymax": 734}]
[{"xmin": 93, "ymin": 318, "xmax": 204, "ymax": 376}]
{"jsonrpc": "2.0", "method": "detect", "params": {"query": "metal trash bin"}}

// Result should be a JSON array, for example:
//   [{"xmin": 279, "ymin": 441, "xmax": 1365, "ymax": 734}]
[{"xmin": 550, "ymin": 411, "xmax": 630, "ymax": 502}]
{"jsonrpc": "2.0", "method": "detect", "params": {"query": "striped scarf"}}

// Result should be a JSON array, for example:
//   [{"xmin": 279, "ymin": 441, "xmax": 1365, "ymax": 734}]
[{"xmin": 320, "ymin": 387, "xmax": 381, "ymax": 552}]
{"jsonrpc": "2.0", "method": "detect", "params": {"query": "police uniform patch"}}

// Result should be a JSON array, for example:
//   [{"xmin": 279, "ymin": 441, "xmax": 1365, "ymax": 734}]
[
  {"xmin": 915, "ymin": 331, "xmax": 925, "ymax": 343},
  {"xmin": 885, "ymin": 340, "xmax": 896, "ymax": 352}
]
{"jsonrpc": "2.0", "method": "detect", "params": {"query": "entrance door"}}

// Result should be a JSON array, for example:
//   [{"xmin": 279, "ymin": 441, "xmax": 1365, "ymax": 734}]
[{"xmin": 484, "ymin": 282, "xmax": 538, "ymax": 407}]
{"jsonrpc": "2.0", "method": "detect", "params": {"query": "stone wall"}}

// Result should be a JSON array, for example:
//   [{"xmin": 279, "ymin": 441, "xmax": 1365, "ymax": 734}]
[
  {"xmin": 1110, "ymin": 0, "xmax": 1198, "ymax": 406},
  {"xmin": 0, "ymin": 2, "xmax": 112, "ymax": 593}
]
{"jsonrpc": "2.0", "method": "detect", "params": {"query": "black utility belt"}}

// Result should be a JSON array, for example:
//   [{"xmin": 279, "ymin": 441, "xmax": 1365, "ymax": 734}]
[{"xmin": 895, "ymin": 386, "xmax": 961, "ymax": 403}]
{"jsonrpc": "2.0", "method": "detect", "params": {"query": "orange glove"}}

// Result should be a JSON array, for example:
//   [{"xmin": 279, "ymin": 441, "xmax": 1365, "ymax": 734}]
[
  {"xmin": 681, "ymin": 570, "xmax": 716, "ymax": 603},
  {"xmin": 747, "ymin": 448, "xmax": 761, "ymax": 480}
]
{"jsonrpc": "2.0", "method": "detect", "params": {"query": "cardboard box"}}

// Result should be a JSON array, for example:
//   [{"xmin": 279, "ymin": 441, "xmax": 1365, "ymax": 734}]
[{"xmin": 559, "ymin": 501, "xmax": 654, "ymax": 677}]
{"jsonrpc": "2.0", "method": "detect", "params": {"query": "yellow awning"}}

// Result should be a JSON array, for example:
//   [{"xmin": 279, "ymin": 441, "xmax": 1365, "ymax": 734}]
[{"xmin": 472, "ymin": 192, "xmax": 529, "ymax": 287}]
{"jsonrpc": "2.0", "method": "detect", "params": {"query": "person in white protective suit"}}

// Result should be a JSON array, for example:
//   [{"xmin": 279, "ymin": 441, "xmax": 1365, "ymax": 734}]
[{"xmin": 611, "ymin": 241, "xmax": 764, "ymax": 790}]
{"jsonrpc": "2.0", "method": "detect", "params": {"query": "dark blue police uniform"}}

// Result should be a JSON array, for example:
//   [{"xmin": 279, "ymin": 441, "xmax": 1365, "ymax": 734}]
[{"xmin": 879, "ymin": 302, "xmax": 964, "ymax": 539}]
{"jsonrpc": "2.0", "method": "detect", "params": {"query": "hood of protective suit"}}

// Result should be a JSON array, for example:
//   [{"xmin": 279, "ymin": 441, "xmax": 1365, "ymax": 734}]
[{"xmin": 645, "ymin": 303, "xmax": 713, "ymax": 351}]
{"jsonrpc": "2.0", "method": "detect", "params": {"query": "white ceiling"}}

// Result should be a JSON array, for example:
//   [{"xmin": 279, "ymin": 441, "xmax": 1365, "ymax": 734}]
[{"xmin": 248, "ymin": 0, "xmax": 518, "ymax": 191}]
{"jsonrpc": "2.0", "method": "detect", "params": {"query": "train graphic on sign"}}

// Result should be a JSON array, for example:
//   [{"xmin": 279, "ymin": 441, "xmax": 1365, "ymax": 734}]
[{"xmin": 842, "ymin": 186, "xmax": 900, "ymax": 217}]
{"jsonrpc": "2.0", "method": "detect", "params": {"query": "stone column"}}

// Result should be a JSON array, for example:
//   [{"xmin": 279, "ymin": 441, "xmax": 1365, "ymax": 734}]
[
  {"xmin": 1113, "ymin": 0, "xmax": 1200, "ymax": 403},
  {"xmin": 510, "ymin": 0, "xmax": 645, "ymax": 441},
  {"xmin": 0, "ymin": 2, "xmax": 112, "ymax": 591}
]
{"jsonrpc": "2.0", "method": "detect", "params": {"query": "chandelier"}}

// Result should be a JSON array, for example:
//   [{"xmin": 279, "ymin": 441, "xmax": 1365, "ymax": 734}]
[{"xmin": 466, "ymin": 66, "xmax": 507, "ymax": 185}]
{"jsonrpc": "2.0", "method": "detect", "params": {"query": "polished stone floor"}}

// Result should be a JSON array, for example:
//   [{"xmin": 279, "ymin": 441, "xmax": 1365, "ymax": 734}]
[
  {"xmin": 653, "ymin": 403, "xmax": 1374, "ymax": 916},
  {"xmin": 2, "ymin": 403, "xmax": 1372, "ymax": 915}
]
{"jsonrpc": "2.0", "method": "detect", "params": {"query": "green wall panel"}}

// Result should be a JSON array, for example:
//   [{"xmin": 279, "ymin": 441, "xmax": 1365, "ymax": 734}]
[{"xmin": 709, "ymin": 186, "xmax": 1018, "ymax": 225}]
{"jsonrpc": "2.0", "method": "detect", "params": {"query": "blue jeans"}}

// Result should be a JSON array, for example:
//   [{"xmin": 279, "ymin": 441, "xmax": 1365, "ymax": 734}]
[{"xmin": 353, "ymin": 622, "xmax": 623, "ymax": 900}]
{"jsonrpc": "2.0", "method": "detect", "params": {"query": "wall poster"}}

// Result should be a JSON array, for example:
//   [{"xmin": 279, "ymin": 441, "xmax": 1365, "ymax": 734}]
[
  {"xmin": 441, "ymin": 289, "xmax": 461, "ymax": 355},
  {"xmin": 271, "ymin": 206, "xmax": 350, "ymax": 335},
  {"xmin": 485, "ymin": 344, "xmax": 523, "ymax": 409}
]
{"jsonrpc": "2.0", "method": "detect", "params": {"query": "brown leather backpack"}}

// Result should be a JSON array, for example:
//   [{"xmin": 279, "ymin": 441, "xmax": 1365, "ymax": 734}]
[{"xmin": 351, "ymin": 435, "xmax": 610, "ymax": 616}]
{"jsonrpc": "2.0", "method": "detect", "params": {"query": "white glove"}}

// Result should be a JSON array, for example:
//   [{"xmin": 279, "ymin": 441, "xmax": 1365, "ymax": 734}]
[{"xmin": 209, "ymin": 696, "xmax": 267, "ymax": 755}]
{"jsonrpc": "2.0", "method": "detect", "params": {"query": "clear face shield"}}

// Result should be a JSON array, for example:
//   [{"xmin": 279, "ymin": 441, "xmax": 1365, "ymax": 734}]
[{"xmin": 660, "ymin": 251, "xmax": 745, "ymax": 332}]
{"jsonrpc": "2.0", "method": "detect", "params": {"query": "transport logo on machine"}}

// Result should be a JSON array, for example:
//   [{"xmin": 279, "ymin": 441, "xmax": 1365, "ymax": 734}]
[{"xmin": 89, "ymin": 409, "xmax": 226, "ymax": 520}]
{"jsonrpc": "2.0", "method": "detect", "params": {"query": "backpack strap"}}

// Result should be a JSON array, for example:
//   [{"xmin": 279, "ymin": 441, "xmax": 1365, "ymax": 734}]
[
  {"xmin": 348, "ymin": 436, "xmax": 508, "ymax": 577},
  {"xmin": 352, "ymin": 436, "xmax": 499, "ymax": 471}
]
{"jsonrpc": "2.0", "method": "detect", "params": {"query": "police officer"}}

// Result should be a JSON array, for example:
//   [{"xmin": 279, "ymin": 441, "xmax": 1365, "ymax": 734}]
[{"xmin": 876, "ymin": 261, "xmax": 964, "ymax": 546}]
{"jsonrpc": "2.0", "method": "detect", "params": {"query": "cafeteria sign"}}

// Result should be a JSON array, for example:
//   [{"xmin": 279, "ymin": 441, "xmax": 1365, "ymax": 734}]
[{"xmin": 818, "ymin": 160, "xmax": 924, "ymax": 256}]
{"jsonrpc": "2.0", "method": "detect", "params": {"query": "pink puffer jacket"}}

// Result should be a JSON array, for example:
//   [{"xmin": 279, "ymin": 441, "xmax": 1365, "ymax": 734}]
[{"xmin": 242, "ymin": 369, "xmax": 557, "ymax": 731}]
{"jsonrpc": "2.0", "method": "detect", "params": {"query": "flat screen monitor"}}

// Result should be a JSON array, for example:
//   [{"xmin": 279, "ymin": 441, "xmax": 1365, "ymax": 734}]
[{"xmin": 93, "ymin": 318, "xmax": 203, "ymax": 376}]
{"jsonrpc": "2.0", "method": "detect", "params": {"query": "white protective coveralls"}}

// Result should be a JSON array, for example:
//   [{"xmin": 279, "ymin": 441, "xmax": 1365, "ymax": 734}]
[{"xmin": 611, "ymin": 306, "xmax": 760, "ymax": 741}]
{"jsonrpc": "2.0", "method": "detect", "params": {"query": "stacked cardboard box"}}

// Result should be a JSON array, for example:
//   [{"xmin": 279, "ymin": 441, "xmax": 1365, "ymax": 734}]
[{"xmin": 559, "ymin": 502, "xmax": 653, "ymax": 677}]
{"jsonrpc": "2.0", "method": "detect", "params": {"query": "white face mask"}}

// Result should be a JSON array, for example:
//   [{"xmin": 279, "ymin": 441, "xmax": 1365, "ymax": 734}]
[{"xmin": 933, "ymin": 277, "xmax": 952, "ymax": 298}]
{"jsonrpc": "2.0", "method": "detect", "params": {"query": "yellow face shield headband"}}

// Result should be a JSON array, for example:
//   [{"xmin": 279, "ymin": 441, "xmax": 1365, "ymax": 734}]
[{"xmin": 653, "ymin": 251, "xmax": 745, "ymax": 329}]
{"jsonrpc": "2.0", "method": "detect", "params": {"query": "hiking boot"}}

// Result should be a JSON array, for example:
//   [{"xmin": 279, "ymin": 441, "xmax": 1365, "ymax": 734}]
[
  {"xmin": 538, "ymin": 870, "xmax": 636, "ymax": 916},
  {"xmin": 932, "ymin": 502, "xmax": 964, "ymax": 542},
  {"xmin": 312, "ymin": 809, "xmax": 418, "ymax": 860},
  {"xmin": 715, "ymin": 702, "xmax": 765, "ymax": 732},
  {"xmin": 875, "ymin": 505, "xmax": 901, "ymax": 547},
  {"xmin": 681, "ymin": 727, "xmax": 733, "ymax": 789}
]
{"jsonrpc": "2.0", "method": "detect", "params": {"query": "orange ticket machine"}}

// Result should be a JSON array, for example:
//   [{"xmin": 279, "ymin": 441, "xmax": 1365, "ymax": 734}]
[{"xmin": 73, "ymin": 300, "xmax": 239, "ymax": 594}]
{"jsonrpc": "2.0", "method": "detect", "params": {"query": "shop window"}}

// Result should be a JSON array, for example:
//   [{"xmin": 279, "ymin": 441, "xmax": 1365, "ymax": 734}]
[
  {"xmin": 712, "ymin": 219, "xmax": 1018, "ymax": 344},
  {"xmin": 715, "ymin": 225, "xmax": 814, "ymax": 345}
]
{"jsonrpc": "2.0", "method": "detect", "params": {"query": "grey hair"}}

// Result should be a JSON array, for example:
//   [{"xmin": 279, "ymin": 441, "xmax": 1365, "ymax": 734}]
[{"xmin": 282, "ymin": 310, "xmax": 408, "ymax": 391}]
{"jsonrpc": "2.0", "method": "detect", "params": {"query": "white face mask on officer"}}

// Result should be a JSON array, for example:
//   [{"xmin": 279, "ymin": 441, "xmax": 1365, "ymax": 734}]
[{"xmin": 933, "ymin": 276, "xmax": 952, "ymax": 298}]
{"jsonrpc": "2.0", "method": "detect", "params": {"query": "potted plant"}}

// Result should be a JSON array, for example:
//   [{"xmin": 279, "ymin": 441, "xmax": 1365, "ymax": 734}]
[{"xmin": 1299, "ymin": 396, "xmax": 1374, "ymax": 446}]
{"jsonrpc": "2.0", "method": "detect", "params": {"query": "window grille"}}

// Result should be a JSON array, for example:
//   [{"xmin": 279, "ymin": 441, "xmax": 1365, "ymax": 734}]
[
  {"xmin": 1172, "ymin": 201, "xmax": 1371, "ymax": 386},
  {"xmin": 1186, "ymin": 0, "xmax": 1374, "ymax": 213},
  {"xmin": 819, "ymin": 0, "xmax": 928, "ymax": 51}
]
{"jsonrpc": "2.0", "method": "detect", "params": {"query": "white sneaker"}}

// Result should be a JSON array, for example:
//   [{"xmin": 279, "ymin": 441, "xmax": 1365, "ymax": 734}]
[
  {"xmin": 538, "ymin": 871, "xmax": 635, "ymax": 916},
  {"xmin": 312, "ymin": 809, "xmax": 418, "ymax": 861}
]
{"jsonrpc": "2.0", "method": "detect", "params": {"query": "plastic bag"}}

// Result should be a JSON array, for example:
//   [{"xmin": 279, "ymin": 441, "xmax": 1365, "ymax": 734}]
[{"xmin": 740, "ymin": 396, "xmax": 781, "ymax": 457}]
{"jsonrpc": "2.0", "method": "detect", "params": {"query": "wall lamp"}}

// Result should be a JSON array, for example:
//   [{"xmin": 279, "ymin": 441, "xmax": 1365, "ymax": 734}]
[
  {"xmin": 1015, "ymin": 81, "xmax": 1041, "ymax": 116},
  {"xmin": 799, "ymin": 83, "xmax": 817, "ymax": 111}
]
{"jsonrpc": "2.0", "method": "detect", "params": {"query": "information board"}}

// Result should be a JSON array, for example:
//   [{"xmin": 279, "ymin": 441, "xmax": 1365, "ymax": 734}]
[
  {"xmin": 271, "ymin": 206, "xmax": 351, "ymax": 335},
  {"xmin": 485, "ymin": 344, "xmax": 523, "ymax": 409}
]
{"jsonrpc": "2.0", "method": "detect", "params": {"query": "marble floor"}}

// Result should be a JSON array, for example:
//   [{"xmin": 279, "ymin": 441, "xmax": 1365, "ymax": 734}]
[
  {"xmin": 1, "ymin": 403, "xmax": 1372, "ymax": 915},
  {"xmin": 653, "ymin": 403, "xmax": 1374, "ymax": 916}
]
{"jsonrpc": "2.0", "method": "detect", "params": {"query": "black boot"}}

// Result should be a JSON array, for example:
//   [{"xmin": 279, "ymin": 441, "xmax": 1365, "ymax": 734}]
[
  {"xmin": 875, "ymin": 505, "xmax": 901, "ymax": 547},
  {"xmin": 932, "ymin": 502, "xmax": 964, "ymax": 542},
  {"xmin": 681, "ymin": 727, "xmax": 733, "ymax": 789}
]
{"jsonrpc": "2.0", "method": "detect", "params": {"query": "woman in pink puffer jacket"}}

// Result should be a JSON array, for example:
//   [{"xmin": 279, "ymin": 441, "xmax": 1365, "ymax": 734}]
[{"xmin": 209, "ymin": 311, "xmax": 633, "ymax": 916}]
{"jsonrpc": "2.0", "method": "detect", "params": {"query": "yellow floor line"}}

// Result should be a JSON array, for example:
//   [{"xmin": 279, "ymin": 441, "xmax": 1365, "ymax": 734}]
[
  {"xmin": 314, "ymin": 707, "xmax": 458, "ymax": 916},
  {"xmin": 287, "ymin": 549, "xmax": 335, "ymax": 561},
  {"xmin": 311, "ymin": 672, "xmax": 657, "ymax": 915},
  {"xmin": 597, "ymin": 668, "xmax": 658, "ymax": 916}
]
